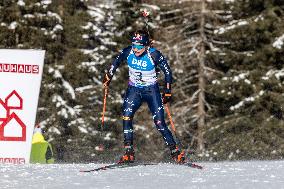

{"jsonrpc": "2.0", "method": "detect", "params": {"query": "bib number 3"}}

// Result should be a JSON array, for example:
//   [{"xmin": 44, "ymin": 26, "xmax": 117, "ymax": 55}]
[{"xmin": 135, "ymin": 72, "xmax": 143, "ymax": 82}]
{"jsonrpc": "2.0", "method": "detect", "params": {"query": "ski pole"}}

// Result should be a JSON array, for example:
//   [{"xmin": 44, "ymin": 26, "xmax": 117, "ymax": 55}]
[
  {"xmin": 101, "ymin": 86, "xmax": 108, "ymax": 128},
  {"xmin": 165, "ymin": 103, "xmax": 183, "ymax": 147},
  {"xmin": 165, "ymin": 103, "xmax": 176, "ymax": 133},
  {"xmin": 96, "ymin": 85, "xmax": 108, "ymax": 152}
]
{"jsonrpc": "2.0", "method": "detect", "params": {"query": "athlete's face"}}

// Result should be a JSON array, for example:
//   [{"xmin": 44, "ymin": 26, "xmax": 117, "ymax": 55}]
[{"xmin": 132, "ymin": 44, "xmax": 146, "ymax": 56}]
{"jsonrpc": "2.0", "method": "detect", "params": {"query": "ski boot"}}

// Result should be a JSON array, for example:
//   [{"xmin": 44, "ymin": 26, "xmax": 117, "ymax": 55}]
[
  {"xmin": 169, "ymin": 145, "xmax": 186, "ymax": 164},
  {"xmin": 119, "ymin": 144, "xmax": 135, "ymax": 164}
]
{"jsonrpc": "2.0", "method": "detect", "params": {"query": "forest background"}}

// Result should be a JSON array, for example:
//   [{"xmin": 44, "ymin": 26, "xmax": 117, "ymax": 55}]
[{"xmin": 1, "ymin": 0, "xmax": 284, "ymax": 163}]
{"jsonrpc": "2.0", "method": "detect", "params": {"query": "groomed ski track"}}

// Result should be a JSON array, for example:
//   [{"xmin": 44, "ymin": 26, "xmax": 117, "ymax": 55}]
[{"xmin": 1, "ymin": 161, "xmax": 284, "ymax": 189}]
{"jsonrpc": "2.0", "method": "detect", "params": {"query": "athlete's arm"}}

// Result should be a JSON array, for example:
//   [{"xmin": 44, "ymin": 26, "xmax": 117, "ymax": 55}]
[
  {"xmin": 151, "ymin": 50, "xmax": 172, "ymax": 87},
  {"xmin": 107, "ymin": 46, "xmax": 132, "ymax": 77},
  {"xmin": 103, "ymin": 46, "xmax": 132, "ymax": 87},
  {"xmin": 151, "ymin": 50, "xmax": 173, "ymax": 103}
]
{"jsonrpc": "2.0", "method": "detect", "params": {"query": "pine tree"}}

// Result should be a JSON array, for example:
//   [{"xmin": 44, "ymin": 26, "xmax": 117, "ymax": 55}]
[
  {"xmin": 205, "ymin": 0, "xmax": 284, "ymax": 160},
  {"xmin": 155, "ymin": 0, "xmax": 229, "ymax": 160},
  {"xmin": 36, "ymin": 0, "xmax": 94, "ymax": 162},
  {"xmin": 75, "ymin": 1, "xmax": 124, "ymax": 161},
  {"xmin": 0, "ymin": 0, "xmax": 106, "ymax": 162}
]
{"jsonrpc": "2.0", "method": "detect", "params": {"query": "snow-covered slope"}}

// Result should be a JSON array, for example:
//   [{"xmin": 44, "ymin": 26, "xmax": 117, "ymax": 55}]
[{"xmin": 1, "ymin": 161, "xmax": 284, "ymax": 189}]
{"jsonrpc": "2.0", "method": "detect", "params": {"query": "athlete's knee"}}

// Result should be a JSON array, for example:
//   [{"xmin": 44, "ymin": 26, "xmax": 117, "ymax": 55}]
[
  {"xmin": 152, "ymin": 109, "xmax": 165, "ymax": 122},
  {"xmin": 154, "ymin": 119, "xmax": 166, "ymax": 130}
]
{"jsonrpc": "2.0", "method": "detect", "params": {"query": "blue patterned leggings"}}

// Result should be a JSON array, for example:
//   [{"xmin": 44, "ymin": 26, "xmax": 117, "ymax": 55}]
[{"xmin": 122, "ymin": 84, "xmax": 176, "ymax": 147}]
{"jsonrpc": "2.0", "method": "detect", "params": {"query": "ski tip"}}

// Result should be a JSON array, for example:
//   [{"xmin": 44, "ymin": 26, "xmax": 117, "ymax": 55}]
[
  {"xmin": 194, "ymin": 165, "xmax": 203, "ymax": 169},
  {"xmin": 191, "ymin": 163, "xmax": 203, "ymax": 169},
  {"xmin": 185, "ymin": 162, "xmax": 203, "ymax": 169}
]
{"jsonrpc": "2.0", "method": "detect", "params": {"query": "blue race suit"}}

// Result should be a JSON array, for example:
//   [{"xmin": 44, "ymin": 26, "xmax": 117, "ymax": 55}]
[{"xmin": 107, "ymin": 46, "xmax": 176, "ymax": 147}]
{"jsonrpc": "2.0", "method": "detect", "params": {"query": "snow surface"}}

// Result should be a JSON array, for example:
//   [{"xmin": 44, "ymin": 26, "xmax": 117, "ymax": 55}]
[{"xmin": 1, "ymin": 160, "xmax": 284, "ymax": 189}]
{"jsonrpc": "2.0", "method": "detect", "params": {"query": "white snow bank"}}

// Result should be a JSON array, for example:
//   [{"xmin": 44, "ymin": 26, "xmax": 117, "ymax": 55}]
[{"xmin": 1, "ymin": 161, "xmax": 284, "ymax": 189}]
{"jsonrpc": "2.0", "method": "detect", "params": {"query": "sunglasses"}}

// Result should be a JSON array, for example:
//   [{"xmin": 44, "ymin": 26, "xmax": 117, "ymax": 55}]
[{"xmin": 132, "ymin": 44, "xmax": 145, "ymax": 50}]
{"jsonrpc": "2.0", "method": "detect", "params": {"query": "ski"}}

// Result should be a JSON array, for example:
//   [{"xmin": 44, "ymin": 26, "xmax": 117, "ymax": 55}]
[
  {"xmin": 183, "ymin": 162, "xmax": 203, "ymax": 169},
  {"xmin": 80, "ymin": 161, "xmax": 203, "ymax": 173},
  {"xmin": 80, "ymin": 162, "xmax": 157, "ymax": 173}
]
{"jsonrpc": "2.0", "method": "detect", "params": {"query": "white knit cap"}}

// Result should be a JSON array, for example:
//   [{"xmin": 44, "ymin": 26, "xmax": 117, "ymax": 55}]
[{"xmin": 34, "ymin": 124, "xmax": 42, "ymax": 134}]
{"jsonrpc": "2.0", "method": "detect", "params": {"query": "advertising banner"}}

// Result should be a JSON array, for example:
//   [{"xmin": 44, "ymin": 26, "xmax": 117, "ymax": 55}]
[{"xmin": 0, "ymin": 49, "xmax": 45, "ymax": 164}]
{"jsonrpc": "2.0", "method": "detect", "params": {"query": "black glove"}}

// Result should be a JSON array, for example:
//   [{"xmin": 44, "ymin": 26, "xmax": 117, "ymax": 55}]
[
  {"xmin": 103, "ymin": 73, "xmax": 112, "ymax": 87},
  {"xmin": 162, "ymin": 89, "xmax": 172, "ymax": 104}
]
